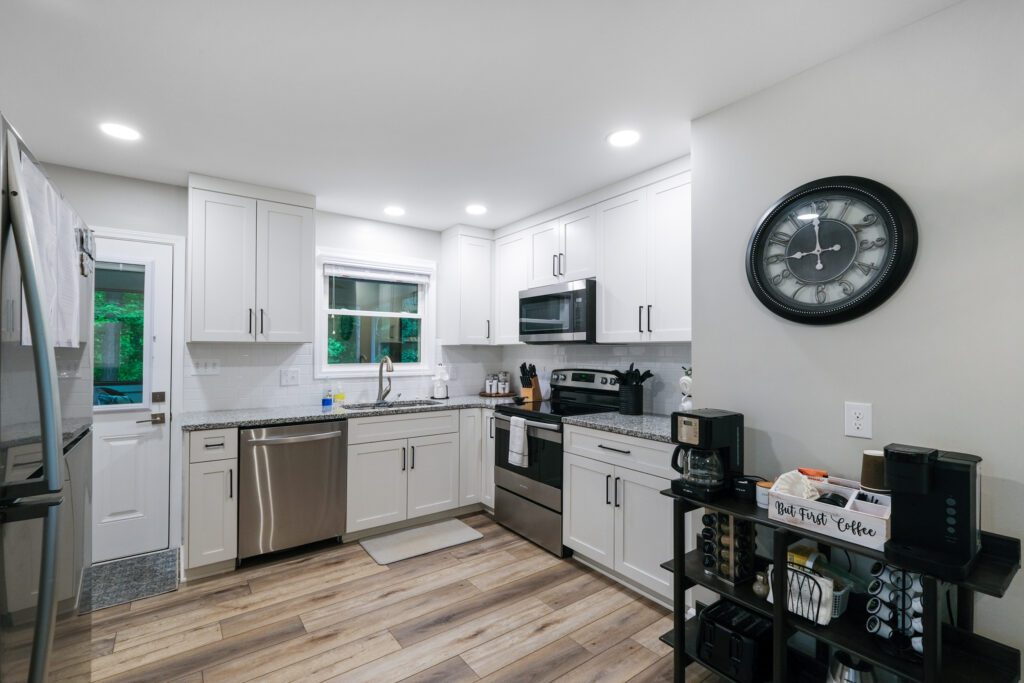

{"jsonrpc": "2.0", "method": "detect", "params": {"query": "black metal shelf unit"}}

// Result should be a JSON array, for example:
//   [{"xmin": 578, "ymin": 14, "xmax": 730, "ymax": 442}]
[{"xmin": 660, "ymin": 490, "xmax": 1021, "ymax": 683}]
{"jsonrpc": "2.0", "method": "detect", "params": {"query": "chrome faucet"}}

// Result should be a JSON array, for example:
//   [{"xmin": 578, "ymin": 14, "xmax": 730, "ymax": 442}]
[{"xmin": 377, "ymin": 355, "xmax": 394, "ymax": 403}]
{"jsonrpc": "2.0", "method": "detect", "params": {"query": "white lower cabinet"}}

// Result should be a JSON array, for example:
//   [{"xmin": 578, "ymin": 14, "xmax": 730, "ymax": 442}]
[
  {"xmin": 347, "ymin": 439, "xmax": 409, "ymax": 532},
  {"xmin": 563, "ymin": 448, "xmax": 673, "ymax": 601},
  {"xmin": 187, "ymin": 457, "xmax": 238, "ymax": 569},
  {"xmin": 481, "ymin": 409, "xmax": 496, "ymax": 509},
  {"xmin": 459, "ymin": 409, "xmax": 483, "ymax": 506},
  {"xmin": 407, "ymin": 433, "xmax": 460, "ymax": 519},
  {"xmin": 346, "ymin": 415, "xmax": 461, "ymax": 533}
]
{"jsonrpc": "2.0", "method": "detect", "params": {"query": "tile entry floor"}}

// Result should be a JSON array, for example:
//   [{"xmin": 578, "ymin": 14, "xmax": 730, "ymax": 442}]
[{"xmin": 48, "ymin": 514, "xmax": 719, "ymax": 682}]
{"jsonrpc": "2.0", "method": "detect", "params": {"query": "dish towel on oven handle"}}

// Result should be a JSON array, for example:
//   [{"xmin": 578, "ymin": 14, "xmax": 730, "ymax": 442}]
[{"xmin": 508, "ymin": 416, "xmax": 528, "ymax": 468}]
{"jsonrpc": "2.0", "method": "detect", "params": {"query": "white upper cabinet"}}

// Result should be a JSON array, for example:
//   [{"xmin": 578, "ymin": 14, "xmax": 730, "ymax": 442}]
[
  {"xmin": 646, "ymin": 176, "xmax": 692, "ymax": 342},
  {"xmin": 559, "ymin": 209, "xmax": 598, "ymax": 281},
  {"xmin": 597, "ymin": 190, "xmax": 648, "ymax": 344},
  {"xmin": 528, "ymin": 220, "xmax": 561, "ymax": 288},
  {"xmin": 188, "ymin": 183, "xmax": 314, "ymax": 343},
  {"xmin": 256, "ymin": 200, "xmax": 315, "ymax": 343},
  {"xmin": 439, "ymin": 230, "xmax": 494, "ymax": 345},
  {"xmin": 597, "ymin": 172, "xmax": 692, "ymax": 344},
  {"xmin": 493, "ymin": 231, "xmax": 530, "ymax": 345},
  {"xmin": 189, "ymin": 190, "xmax": 258, "ymax": 342}
]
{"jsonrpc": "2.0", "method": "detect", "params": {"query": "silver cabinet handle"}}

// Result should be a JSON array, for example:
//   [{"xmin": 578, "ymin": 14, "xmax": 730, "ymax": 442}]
[
  {"xmin": 136, "ymin": 413, "xmax": 166, "ymax": 425},
  {"xmin": 598, "ymin": 444, "xmax": 630, "ymax": 455},
  {"xmin": 552, "ymin": 254, "xmax": 557, "ymax": 277},
  {"xmin": 489, "ymin": 417, "xmax": 494, "ymax": 439},
  {"xmin": 402, "ymin": 447, "xmax": 407, "ymax": 471},
  {"xmin": 638, "ymin": 305, "xmax": 643, "ymax": 333},
  {"xmin": 558, "ymin": 252, "xmax": 564, "ymax": 275},
  {"xmin": 614, "ymin": 477, "xmax": 621, "ymax": 507},
  {"xmin": 647, "ymin": 305, "xmax": 652, "ymax": 333},
  {"xmin": 605, "ymin": 474, "xmax": 611, "ymax": 505},
  {"xmin": 249, "ymin": 308, "xmax": 253, "ymax": 334},
  {"xmin": 247, "ymin": 430, "xmax": 342, "ymax": 446},
  {"xmin": 260, "ymin": 308, "xmax": 265, "ymax": 335},
  {"xmin": 486, "ymin": 319, "xmax": 491, "ymax": 339}
]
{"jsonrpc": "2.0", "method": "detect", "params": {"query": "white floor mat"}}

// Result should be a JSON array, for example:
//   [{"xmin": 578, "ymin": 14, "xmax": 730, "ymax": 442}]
[{"xmin": 359, "ymin": 519, "xmax": 483, "ymax": 565}]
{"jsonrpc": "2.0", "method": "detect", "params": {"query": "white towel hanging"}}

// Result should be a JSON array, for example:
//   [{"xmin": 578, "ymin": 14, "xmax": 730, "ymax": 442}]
[{"xmin": 508, "ymin": 416, "xmax": 528, "ymax": 468}]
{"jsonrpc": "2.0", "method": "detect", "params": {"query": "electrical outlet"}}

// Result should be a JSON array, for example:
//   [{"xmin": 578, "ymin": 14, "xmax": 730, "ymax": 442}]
[
  {"xmin": 191, "ymin": 359, "xmax": 221, "ymax": 376},
  {"xmin": 844, "ymin": 401, "xmax": 873, "ymax": 438},
  {"xmin": 280, "ymin": 368, "xmax": 300, "ymax": 386}
]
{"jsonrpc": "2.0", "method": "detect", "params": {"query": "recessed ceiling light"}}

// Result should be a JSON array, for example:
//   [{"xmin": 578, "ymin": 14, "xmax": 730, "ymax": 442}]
[
  {"xmin": 99, "ymin": 122, "xmax": 141, "ymax": 141},
  {"xmin": 606, "ymin": 129, "xmax": 640, "ymax": 147},
  {"xmin": 383, "ymin": 206, "xmax": 405, "ymax": 217},
  {"xmin": 797, "ymin": 213, "xmax": 819, "ymax": 220},
  {"xmin": 465, "ymin": 204, "xmax": 487, "ymax": 216}
]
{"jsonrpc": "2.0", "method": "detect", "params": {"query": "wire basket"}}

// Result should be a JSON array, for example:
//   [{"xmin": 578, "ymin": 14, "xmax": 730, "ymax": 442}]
[{"xmin": 767, "ymin": 562, "xmax": 850, "ymax": 626}]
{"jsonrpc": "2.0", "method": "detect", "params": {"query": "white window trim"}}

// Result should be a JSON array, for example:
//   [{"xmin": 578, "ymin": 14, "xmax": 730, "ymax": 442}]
[{"xmin": 314, "ymin": 249, "xmax": 437, "ymax": 379}]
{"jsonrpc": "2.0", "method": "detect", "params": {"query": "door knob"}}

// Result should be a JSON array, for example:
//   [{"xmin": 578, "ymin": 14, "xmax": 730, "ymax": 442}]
[{"xmin": 136, "ymin": 412, "xmax": 166, "ymax": 425}]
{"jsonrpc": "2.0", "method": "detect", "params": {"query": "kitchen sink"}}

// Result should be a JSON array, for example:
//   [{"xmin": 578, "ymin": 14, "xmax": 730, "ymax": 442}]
[{"xmin": 342, "ymin": 400, "xmax": 442, "ymax": 409}]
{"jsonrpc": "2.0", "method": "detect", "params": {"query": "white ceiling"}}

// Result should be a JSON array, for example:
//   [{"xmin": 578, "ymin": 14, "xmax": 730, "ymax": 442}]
[{"xmin": 1, "ymin": 0, "xmax": 958, "ymax": 230}]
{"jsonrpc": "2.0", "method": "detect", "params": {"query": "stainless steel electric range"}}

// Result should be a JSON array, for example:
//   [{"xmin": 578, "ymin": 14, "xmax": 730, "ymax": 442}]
[{"xmin": 493, "ymin": 369, "xmax": 620, "ymax": 556}]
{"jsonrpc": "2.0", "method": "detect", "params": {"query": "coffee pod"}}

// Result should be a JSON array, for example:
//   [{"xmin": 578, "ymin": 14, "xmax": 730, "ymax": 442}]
[
  {"xmin": 870, "ymin": 562, "xmax": 911, "ymax": 588},
  {"xmin": 861, "ymin": 449, "xmax": 889, "ymax": 492},
  {"xmin": 702, "ymin": 540, "xmax": 716, "ymax": 554},
  {"xmin": 701, "ymin": 527, "xmax": 716, "ymax": 540},
  {"xmin": 866, "ymin": 615, "xmax": 895, "ymax": 639},
  {"xmin": 866, "ymin": 596, "xmax": 894, "ymax": 621},
  {"xmin": 894, "ymin": 612, "xmax": 924, "ymax": 635},
  {"xmin": 903, "ymin": 573, "xmax": 924, "ymax": 594},
  {"xmin": 868, "ymin": 578, "xmax": 899, "ymax": 597},
  {"xmin": 911, "ymin": 636, "xmax": 923, "ymax": 654},
  {"xmin": 701, "ymin": 513, "xmax": 717, "ymax": 527},
  {"xmin": 909, "ymin": 594, "xmax": 924, "ymax": 613}
]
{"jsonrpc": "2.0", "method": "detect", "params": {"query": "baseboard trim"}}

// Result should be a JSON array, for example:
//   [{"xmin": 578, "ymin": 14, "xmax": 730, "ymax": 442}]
[
  {"xmin": 342, "ymin": 504, "xmax": 485, "ymax": 543},
  {"xmin": 572, "ymin": 554, "xmax": 673, "ymax": 611}
]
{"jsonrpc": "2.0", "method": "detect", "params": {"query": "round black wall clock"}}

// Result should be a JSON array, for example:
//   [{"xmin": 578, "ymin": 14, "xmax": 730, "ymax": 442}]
[{"xmin": 745, "ymin": 176, "xmax": 917, "ymax": 325}]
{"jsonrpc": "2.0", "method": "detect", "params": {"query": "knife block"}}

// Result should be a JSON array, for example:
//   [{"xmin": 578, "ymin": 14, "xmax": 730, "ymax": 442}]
[{"xmin": 520, "ymin": 384, "xmax": 542, "ymax": 403}]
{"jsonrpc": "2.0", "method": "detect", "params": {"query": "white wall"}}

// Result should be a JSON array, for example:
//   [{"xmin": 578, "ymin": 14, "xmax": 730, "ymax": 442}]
[{"xmin": 691, "ymin": 0, "xmax": 1023, "ymax": 649}]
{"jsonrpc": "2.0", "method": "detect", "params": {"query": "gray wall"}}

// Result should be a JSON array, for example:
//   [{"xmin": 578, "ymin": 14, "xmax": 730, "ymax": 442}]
[{"xmin": 691, "ymin": 0, "xmax": 1023, "ymax": 646}]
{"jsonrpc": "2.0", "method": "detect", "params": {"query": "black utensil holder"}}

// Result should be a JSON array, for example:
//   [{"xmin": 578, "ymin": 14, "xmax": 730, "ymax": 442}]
[{"xmin": 619, "ymin": 385, "xmax": 643, "ymax": 415}]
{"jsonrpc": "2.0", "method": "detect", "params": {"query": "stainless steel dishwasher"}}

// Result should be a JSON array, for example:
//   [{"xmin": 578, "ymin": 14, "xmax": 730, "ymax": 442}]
[{"xmin": 238, "ymin": 420, "xmax": 347, "ymax": 559}]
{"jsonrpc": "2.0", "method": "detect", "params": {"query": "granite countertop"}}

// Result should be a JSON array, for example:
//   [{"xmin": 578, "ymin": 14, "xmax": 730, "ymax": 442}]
[
  {"xmin": 561, "ymin": 412, "xmax": 673, "ymax": 443},
  {"xmin": 178, "ymin": 395, "xmax": 517, "ymax": 431},
  {"xmin": 1, "ymin": 418, "xmax": 92, "ymax": 452}
]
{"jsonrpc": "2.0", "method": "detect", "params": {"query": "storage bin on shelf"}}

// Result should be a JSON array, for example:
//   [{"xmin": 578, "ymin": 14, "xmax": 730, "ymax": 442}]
[
  {"xmin": 768, "ymin": 475, "xmax": 891, "ymax": 551},
  {"xmin": 767, "ymin": 562, "xmax": 851, "ymax": 626}
]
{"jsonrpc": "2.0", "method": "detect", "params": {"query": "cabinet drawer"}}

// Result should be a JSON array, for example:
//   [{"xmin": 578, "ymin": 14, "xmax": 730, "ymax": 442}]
[
  {"xmin": 189, "ymin": 428, "xmax": 239, "ymax": 463},
  {"xmin": 348, "ymin": 410, "xmax": 459, "ymax": 445},
  {"xmin": 564, "ymin": 426, "xmax": 675, "ymax": 479}
]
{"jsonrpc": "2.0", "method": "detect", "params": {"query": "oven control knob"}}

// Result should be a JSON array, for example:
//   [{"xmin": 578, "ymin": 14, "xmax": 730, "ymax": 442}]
[
  {"xmin": 600, "ymin": 377, "xmax": 608, "ymax": 384},
  {"xmin": 610, "ymin": 378, "xmax": 617, "ymax": 385}
]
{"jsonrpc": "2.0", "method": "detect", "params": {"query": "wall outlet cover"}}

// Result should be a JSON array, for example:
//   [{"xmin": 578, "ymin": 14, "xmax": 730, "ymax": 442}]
[
  {"xmin": 844, "ymin": 401, "xmax": 872, "ymax": 439},
  {"xmin": 280, "ymin": 368, "xmax": 300, "ymax": 386}
]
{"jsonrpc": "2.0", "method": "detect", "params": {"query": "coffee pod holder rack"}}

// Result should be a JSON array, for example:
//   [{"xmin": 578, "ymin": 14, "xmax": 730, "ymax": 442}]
[
  {"xmin": 699, "ymin": 512, "xmax": 756, "ymax": 585},
  {"xmin": 865, "ymin": 564, "xmax": 928, "ymax": 659},
  {"xmin": 659, "ymin": 491, "xmax": 1021, "ymax": 683}
]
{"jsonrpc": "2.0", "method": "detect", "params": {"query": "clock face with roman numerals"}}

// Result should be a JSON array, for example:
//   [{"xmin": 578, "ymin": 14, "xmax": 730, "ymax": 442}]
[{"xmin": 746, "ymin": 176, "xmax": 917, "ymax": 324}]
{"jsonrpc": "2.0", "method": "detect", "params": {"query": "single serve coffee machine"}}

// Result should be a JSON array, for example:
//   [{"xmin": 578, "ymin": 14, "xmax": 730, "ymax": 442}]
[
  {"xmin": 883, "ymin": 443, "xmax": 982, "ymax": 581},
  {"xmin": 670, "ymin": 409, "xmax": 744, "ymax": 501}
]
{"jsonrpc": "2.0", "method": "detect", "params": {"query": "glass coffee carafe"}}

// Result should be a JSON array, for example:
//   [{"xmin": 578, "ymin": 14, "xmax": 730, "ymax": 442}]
[{"xmin": 679, "ymin": 447, "xmax": 726, "ymax": 488}]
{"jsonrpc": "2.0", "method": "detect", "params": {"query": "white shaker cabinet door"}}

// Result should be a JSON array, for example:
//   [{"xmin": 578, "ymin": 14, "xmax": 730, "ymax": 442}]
[
  {"xmin": 614, "ymin": 466, "xmax": 674, "ymax": 600},
  {"xmin": 406, "ymin": 433, "xmax": 461, "ymax": 519},
  {"xmin": 256, "ymin": 200, "xmax": 314, "ymax": 343},
  {"xmin": 347, "ymin": 439, "xmax": 408, "ymax": 533},
  {"xmin": 493, "ymin": 232, "xmax": 530, "ymax": 345},
  {"xmin": 559, "ymin": 208, "xmax": 598, "ymax": 281},
  {"xmin": 596, "ymin": 190, "xmax": 647, "ymax": 343},
  {"xmin": 563, "ymin": 452, "xmax": 616, "ymax": 564},
  {"xmin": 459, "ymin": 236, "xmax": 494, "ymax": 344},
  {"xmin": 459, "ymin": 409, "xmax": 483, "ymax": 505},
  {"xmin": 187, "ymin": 458, "xmax": 238, "ymax": 569},
  {"xmin": 528, "ymin": 220, "xmax": 561, "ymax": 288},
  {"xmin": 189, "ymin": 190, "xmax": 257, "ymax": 341},
  {"xmin": 646, "ymin": 175, "xmax": 692, "ymax": 343},
  {"xmin": 481, "ymin": 410, "xmax": 496, "ymax": 509}
]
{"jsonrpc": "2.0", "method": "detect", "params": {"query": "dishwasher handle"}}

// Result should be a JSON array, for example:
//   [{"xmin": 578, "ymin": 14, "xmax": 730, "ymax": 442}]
[{"xmin": 246, "ymin": 430, "xmax": 344, "ymax": 446}]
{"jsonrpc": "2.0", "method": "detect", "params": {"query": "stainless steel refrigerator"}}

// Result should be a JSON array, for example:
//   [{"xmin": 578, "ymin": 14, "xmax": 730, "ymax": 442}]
[{"xmin": 0, "ymin": 114, "xmax": 94, "ymax": 682}]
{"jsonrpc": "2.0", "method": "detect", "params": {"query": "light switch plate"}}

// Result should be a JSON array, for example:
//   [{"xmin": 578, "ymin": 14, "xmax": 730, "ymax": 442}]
[
  {"xmin": 280, "ymin": 368, "xmax": 300, "ymax": 386},
  {"xmin": 844, "ymin": 401, "xmax": 872, "ymax": 438}
]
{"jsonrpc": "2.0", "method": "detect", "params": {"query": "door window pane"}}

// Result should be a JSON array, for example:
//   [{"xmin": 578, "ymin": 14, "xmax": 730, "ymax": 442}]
[
  {"xmin": 328, "ymin": 277, "xmax": 419, "ymax": 313},
  {"xmin": 327, "ymin": 315, "xmax": 420, "ymax": 365},
  {"xmin": 94, "ymin": 262, "xmax": 146, "ymax": 406}
]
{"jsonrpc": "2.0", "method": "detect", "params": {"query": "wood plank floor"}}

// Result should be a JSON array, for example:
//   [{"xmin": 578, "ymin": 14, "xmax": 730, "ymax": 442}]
[{"xmin": 49, "ymin": 514, "xmax": 720, "ymax": 682}]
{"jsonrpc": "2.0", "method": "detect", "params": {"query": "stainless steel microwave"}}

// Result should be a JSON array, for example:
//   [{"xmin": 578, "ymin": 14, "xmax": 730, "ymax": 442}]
[{"xmin": 519, "ymin": 279, "xmax": 596, "ymax": 343}]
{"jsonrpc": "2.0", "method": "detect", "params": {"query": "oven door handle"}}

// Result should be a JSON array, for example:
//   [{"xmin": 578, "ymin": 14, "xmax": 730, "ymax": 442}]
[{"xmin": 495, "ymin": 416, "xmax": 561, "ymax": 432}]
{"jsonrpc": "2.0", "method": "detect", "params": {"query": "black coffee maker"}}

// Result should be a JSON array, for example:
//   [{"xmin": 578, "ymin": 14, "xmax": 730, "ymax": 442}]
[
  {"xmin": 670, "ymin": 409, "xmax": 744, "ymax": 501},
  {"xmin": 883, "ymin": 443, "xmax": 982, "ymax": 581}
]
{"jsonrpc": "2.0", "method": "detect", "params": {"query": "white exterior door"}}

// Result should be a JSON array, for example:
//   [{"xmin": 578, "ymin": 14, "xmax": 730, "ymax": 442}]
[
  {"xmin": 614, "ymin": 467, "xmax": 674, "ymax": 600},
  {"xmin": 187, "ymin": 458, "xmax": 237, "ymax": 568},
  {"xmin": 188, "ymin": 189, "xmax": 256, "ymax": 342},
  {"xmin": 597, "ymin": 190, "xmax": 648, "ymax": 343},
  {"xmin": 481, "ymin": 410, "xmax": 495, "ymax": 509},
  {"xmin": 256, "ymin": 200, "xmax": 314, "ymax": 343},
  {"xmin": 563, "ymin": 452, "xmax": 615, "ymax": 564},
  {"xmin": 493, "ymin": 232, "xmax": 529, "ymax": 345},
  {"xmin": 347, "ymin": 439, "xmax": 408, "ymax": 533},
  {"xmin": 646, "ymin": 175, "xmax": 692, "ymax": 342},
  {"xmin": 560, "ymin": 209, "xmax": 598, "ymax": 281},
  {"xmin": 459, "ymin": 236, "xmax": 493, "ymax": 344},
  {"xmin": 407, "ymin": 433, "xmax": 460, "ymax": 519},
  {"xmin": 528, "ymin": 220, "xmax": 560, "ymax": 288},
  {"xmin": 91, "ymin": 236, "xmax": 173, "ymax": 562}
]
